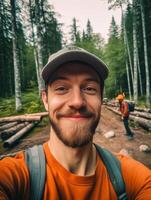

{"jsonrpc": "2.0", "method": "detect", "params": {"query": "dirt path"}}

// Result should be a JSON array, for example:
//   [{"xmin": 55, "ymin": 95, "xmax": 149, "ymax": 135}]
[{"xmin": 1, "ymin": 106, "xmax": 151, "ymax": 168}]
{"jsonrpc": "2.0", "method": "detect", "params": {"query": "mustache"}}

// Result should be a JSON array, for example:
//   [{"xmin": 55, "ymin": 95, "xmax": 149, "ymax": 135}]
[{"xmin": 56, "ymin": 108, "xmax": 94, "ymax": 118}]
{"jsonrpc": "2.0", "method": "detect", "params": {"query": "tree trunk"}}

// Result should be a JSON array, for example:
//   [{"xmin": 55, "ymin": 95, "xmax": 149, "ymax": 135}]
[
  {"xmin": 136, "ymin": 39, "xmax": 143, "ymax": 96},
  {"xmin": 122, "ymin": 9, "xmax": 132, "ymax": 100},
  {"xmin": 10, "ymin": 0, "xmax": 22, "ymax": 111},
  {"xmin": 126, "ymin": 61, "xmax": 132, "ymax": 100},
  {"xmin": 140, "ymin": 0, "xmax": 150, "ymax": 107},
  {"xmin": 133, "ymin": 0, "xmax": 138, "ymax": 103},
  {"xmin": 35, "ymin": 0, "xmax": 44, "ymax": 94}
]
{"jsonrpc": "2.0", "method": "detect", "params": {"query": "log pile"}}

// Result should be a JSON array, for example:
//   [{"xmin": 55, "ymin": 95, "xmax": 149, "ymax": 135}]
[
  {"xmin": 106, "ymin": 105, "xmax": 151, "ymax": 131},
  {"xmin": 0, "ymin": 112, "xmax": 48, "ymax": 148}
]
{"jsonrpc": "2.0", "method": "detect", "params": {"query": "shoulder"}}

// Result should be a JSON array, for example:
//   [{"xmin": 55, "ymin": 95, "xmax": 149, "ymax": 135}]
[
  {"xmin": 116, "ymin": 153, "xmax": 151, "ymax": 199},
  {"xmin": 0, "ymin": 151, "xmax": 29, "ymax": 177},
  {"xmin": 0, "ymin": 151, "xmax": 30, "ymax": 199}
]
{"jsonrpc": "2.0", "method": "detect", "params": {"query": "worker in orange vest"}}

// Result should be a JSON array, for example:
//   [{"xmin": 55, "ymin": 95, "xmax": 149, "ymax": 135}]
[{"xmin": 116, "ymin": 94, "xmax": 134, "ymax": 140}]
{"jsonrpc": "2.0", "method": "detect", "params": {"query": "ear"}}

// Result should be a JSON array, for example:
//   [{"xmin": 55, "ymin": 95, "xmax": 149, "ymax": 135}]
[{"xmin": 41, "ymin": 90, "xmax": 48, "ymax": 111}]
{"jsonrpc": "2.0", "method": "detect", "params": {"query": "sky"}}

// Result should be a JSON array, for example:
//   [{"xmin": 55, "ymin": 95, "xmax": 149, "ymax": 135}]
[{"xmin": 50, "ymin": 0, "xmax": 121, "ymax": 42}]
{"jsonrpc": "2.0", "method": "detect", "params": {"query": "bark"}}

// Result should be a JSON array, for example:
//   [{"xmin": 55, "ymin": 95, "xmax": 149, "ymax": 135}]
[
  {"xmin": 130, "ymin": 111, "xmax": 151, "ymax": 120},
  {"xmin": 133, "ymin": 0, "xmax": 138, "ymax": 103},
  {"xmin": 3, "ymin": 122, "xmax": 38, "ymax": 148},
  {"xmin": 0, "ymin": 115, "xmax": 41, "ymax": 123},
  {"xmin": 10, "ymin": 0, "xmax": 22, "ymax": 111},
  {"xmin": 0, "ymin": 122, "xmax": 18, "ymax": 131},
  {"xmin": 26, "ymin": 112, "xmax": 48, "ymax": 116},
  {"xmin": 134, "ymin": 107, "xmax": 151, "ymax": 113},
  {"xmin": 125, "ymin": 25, "xmax": 134, "ymax": 88},
  {"xmin": 137, "ymin": 53, "xmax": 143, "ymax": 96},
  {"xmin": 29, "ymin": 0, "xmax": 42, "ymax": 94},
  {"xmin": 35, "ymin": 0, "xmax": 44, "ymax": 93},
  {"xmin": 140, "ymin": 0, "xmax": 150, "ymax": 107},
  {"xmin": 130, "ymin": 115, "xmax": 151, "ymax": 130},
  {"xmin": 1, "ymin": 122, "xmax": 29, "ymax": 140},
  {"xmin": 126, "ymin": 58, "xmax": 132, "ymax": 100},
  {"xmin": 121, "ymin": 5, "xmax": 132, "ymax": 99}
]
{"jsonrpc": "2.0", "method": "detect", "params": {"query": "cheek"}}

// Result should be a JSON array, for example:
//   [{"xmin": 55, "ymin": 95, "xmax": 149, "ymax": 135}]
[
  {"xmin": 48, "ymin": 96, "xmax": 65, "ymax": 113},
  {"xmin": 88, "ymin": 97, "xmax": 102, "ymax": 112}
]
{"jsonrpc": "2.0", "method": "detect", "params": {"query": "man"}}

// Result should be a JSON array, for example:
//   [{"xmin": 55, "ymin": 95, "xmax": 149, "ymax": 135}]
[
  {"xmin": 0, "ymin": 46, "xmax": 151, "ymax": 199},
  {"xmin": 116, "ymin": 94, "xmax": 134, "ymax": 140}
]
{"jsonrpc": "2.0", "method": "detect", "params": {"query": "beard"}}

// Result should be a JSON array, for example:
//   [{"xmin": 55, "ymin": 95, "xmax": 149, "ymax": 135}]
[{"xmin": 49, "ymin": 108, "xmax": 100, "ymax": 148}]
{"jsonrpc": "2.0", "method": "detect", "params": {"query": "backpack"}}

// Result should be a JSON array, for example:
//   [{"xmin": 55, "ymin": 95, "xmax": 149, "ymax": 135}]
[
  {"xmin": 128, "ymin": 102, "xmax": 135, "ymax": 112},
  {"xmin": 25, "ymin": 144, "xmax": 128, "ymax": 200}
]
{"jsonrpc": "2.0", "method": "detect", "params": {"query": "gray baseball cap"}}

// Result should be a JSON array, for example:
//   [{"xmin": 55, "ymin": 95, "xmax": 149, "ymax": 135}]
[{"xmin": 42, "ymin": 45, "xmax": 109, "ymax": 83}]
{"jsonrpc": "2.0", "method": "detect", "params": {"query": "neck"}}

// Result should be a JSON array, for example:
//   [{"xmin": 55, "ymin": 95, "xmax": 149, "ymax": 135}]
[{"xmin": 48, "ymin": 130, "xmax": 97, "ymax": 176}]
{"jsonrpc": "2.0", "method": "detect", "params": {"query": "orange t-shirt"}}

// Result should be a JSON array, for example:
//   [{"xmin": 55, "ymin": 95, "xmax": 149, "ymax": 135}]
[{"xmin": 0, "ymin": 142, "xmax": 151, "ymax": 200}]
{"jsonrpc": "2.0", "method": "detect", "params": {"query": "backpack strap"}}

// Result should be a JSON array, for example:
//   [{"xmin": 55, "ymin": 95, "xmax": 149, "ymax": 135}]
[
  {"xmin": 25, "ymin": 145, "xmax": 46, "ymax": 200},
  {"xmin": 95, "ymin": 144, "xmax": 128, "ymax": 200}
]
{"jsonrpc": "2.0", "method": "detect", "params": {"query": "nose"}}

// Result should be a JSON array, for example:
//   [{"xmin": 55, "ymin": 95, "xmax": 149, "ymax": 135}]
[{"xmin": 68, "ymin": 87, "xmax": 86, "ymax": 109}]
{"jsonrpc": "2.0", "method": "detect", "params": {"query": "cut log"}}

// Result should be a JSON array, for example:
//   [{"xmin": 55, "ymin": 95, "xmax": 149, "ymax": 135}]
[
  {"xmin": 129, "ymin": 115, "xmax": 151, "ymax": 131},
  {"xmin": 1, "ymin": 122, "xmax": 29, "ymax": 140},
  {"xmin": 106, "ymin": 106, "xmax": 151, "ymax": 131},
  {"xmin": 135, "ymin": 107, "xmax": 151, "ymax": 113},
  {"xmin": 0, "ymin": 122, "xmax": 18, "ymax": 131},
  {"xmin": 106, "ymin": 105, "xmax": 151, "ymax": 120},
  {"xmin": 0, "ymin": 115, "xmax": 41, "ymax": 123},
  {"xmin": 3, "ymin": 122, "xmax": 38, "ymax": 148},
  {"xmin": 25, "ymin": 112, "xmax": 48, "ymax": 117},
  {"xmin": 130, "ymin": 111, "xmax": 151, "ymax": 120}
]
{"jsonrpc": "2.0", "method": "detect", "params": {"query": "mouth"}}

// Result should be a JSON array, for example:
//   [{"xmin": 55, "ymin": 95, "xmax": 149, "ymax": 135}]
[{"xmin": 62, "ymin": 115, "xmax": 91, "ymax": 121}]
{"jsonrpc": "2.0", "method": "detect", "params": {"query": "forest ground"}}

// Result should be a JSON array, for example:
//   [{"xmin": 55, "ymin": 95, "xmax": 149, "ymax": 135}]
[{"xmin": 0, "ymin": 106, "xmax": 151, "ymax": 169}]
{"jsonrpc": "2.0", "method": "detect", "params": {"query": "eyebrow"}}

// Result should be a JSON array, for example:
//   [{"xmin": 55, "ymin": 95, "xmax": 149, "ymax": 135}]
[{"xmin": 48, "ymin": 76, "xmax": 100, "ymax": 85}]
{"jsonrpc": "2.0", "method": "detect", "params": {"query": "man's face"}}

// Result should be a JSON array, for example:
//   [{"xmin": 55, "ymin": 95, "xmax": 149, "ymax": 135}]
[{"xmin": 42, "ymin": 62, "xmax": 102, "ymax": 148}]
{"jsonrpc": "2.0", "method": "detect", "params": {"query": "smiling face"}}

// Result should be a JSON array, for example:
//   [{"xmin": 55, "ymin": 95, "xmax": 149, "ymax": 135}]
[{"xmin": 42, "ymin": 62, "xmax": 102, "ymax": 148}]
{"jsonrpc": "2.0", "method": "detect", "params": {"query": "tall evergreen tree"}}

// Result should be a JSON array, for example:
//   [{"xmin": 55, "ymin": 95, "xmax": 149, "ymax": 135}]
[{"xmin": 70, "ymin": 17, "xmax": 81, "ymax": 44}]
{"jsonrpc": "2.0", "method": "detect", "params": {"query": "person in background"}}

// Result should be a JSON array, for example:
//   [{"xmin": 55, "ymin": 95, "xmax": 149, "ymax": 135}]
[
  {"xmin": 116, "ymin": 93, "xmax": 134, "ymax": 140},
  {"xmin": 0, "ymin": 46, "xmax": 150, "ymax": 199}
]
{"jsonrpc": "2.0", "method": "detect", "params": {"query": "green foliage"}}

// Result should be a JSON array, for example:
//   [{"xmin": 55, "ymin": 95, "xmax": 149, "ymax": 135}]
[
  {"xmin": 0, "ymin": 0, "xmax": 62, "ymax": 99},
  {"xmin": 0, "ymin": 88, "xmax": 45, "ymax": 117},
  {"xmin": 70, "ymin": 18, "xmax": 105, "ymax": 61},
  {"xmin": 104, "ymin": 18, "xmax": 126, "ymax": 98}
]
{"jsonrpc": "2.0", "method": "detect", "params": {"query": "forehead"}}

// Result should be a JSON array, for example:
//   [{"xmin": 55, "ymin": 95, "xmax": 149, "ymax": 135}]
[{"xmin": 50, "ymin": 62, "xmax": 100, "ymax": 82}]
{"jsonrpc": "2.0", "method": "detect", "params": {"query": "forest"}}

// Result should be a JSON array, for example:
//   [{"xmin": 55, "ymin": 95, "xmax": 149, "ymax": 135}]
[{"xmin": 0, "ymin": 0, "xmax": 151, "ymax": 115}]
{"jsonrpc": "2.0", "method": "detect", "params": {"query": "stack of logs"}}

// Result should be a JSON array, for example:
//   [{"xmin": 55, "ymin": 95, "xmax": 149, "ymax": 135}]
[
  {"xmin": 0, "ymin": 112, "xmax": 48, "ymax": 148},
  {"xmin": 105, "ymin": 103, "xmax": 151, "ymax": 131}
]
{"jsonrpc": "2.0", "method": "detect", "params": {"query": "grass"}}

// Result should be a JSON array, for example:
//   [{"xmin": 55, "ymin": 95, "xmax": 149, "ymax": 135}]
[{"xmin": 0, "ymin": 88, "xmax": 45, "ymax": 117}]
